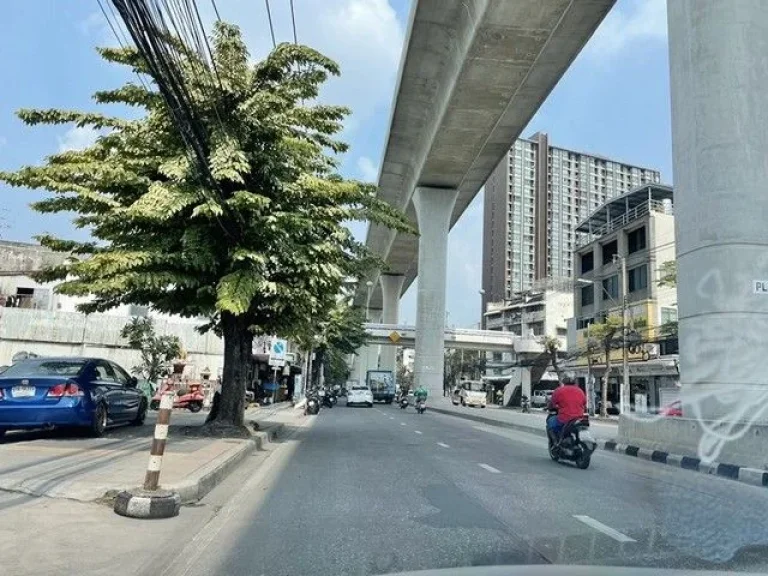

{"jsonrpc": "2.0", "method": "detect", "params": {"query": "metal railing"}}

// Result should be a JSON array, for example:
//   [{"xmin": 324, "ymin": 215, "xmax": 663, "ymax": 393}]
[{"xmin": 576, "ymin": 199, "xmax": 672, "ymax": 247}]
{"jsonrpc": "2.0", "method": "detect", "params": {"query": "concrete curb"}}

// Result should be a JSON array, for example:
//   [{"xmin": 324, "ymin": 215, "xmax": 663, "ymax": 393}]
[
  {"xmin": 599, "ymin": 439, "xmax": 768, "ymax": 488},
  {"xmin": 173, "ymin": 422, "xmax": 285, "ymax": 504},
  {"xmin": 113, "ymin": 489, "xmax": 181, "ymax": 519},
  {"xmin": 432, "ymin": 406, "xmax": 768, "ymax": 489}
]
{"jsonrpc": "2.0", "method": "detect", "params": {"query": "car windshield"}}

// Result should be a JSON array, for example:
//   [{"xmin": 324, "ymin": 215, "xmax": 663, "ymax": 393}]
[
  {"xmin": 0, "ymin": 359, "xmax": 86, "ymax": 378},
  {"xmin": 0, "ymin": 1, "xmax": 761, "ymax": 574}
]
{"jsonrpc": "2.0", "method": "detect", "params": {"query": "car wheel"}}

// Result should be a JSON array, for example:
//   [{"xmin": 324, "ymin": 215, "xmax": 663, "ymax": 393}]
[
  {"xmin": 91, "ymin": 403, "xmax": 108, "ymax": 437},
  {"xmin": 0, "ymin": 428, "xmax": 6, "ymax": 440},
  {"xmin": 131, "ymin": 399, "xmax": 148, "ymax": 426},
  {"xmin": 367, "ymin": 403, "xmax": 373, "ymax": 408},
  {"xmin": 188, "ymin": 401, "xmax": 203, "ymax": 413}
]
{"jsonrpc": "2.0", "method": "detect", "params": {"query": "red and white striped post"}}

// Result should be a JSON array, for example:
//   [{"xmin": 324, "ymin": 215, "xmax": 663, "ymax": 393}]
[{"xmin": 143, "ymin": 391, "xmax": 174, "ymax": 491}]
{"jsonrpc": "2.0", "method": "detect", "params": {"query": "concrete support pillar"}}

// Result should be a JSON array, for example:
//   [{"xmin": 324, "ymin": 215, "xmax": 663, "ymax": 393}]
[
  {"xmin": 412, "ymin": 186, "xmax": 459, "ymax": 396},
  {"xmin": 669, "ymin": 0, "xmax": 768, "ymax": 421},
  {"xmin": 379, "ymin": 274, "xmax": 405, "ymax": 375},
  {"xmin": 349, "ymin": 352, "xmax": 363, "ymax": 386}
]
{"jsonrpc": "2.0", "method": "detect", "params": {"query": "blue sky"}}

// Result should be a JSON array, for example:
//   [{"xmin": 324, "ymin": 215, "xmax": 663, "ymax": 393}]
[{"xmin": 0, "ymin": 0, "xmax": 671, "ymax": 328}]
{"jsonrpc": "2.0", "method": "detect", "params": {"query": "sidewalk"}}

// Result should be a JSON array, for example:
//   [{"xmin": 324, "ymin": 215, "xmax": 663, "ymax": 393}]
[
  {"xmin": 430, "ymin": 398, "xmax": 618, "ymax": 440},
  {"xmin": 0, "ymin": 401, "xmax": 300, "ymax": 504}
]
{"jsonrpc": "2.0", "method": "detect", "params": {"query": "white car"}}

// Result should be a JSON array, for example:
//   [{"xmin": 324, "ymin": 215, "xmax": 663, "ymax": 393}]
[{"xmin": 346, "ymin": 385, "xmax": 373, "ymax": 407}]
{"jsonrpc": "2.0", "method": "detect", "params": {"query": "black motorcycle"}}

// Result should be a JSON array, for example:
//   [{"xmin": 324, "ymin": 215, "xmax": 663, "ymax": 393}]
[
  {"xmin": 321, "ymin": 390, "xmax": 334, "ymax": 409},
  {"xmin": 305, "ymin": 392, "xmax": 320, "ymax": 415},
  {"xmin": 416, "ymin": 399, "xmax": 426, "ymax": 414},
  {"xmin": 521, "ymin": 395, "xmax": 531, "ymax": 413},
  {"xmin": 399, "ymin": 397, "xmax": 409, "ymax": 409},
  {"xmin": 546, "ymin": 411, "xmax": 596, "ymax": 469}
]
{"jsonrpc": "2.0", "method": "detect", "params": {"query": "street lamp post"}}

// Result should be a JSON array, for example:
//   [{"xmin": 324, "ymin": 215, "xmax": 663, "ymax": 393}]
[{"xmin": 614, "ymin": 254, "xmax": 630, "ymax": 417}]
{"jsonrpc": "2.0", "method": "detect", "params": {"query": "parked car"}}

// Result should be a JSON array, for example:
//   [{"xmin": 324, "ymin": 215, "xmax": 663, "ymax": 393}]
[
  {"xmin": 346, "ymin": 385, "xmax": 374, "ymax": 408},
  {"xmin": 0, "ymin": 357, "xmax": 148, "ymax": 438},
  {"xmin": 531, "ymin": 390, "xmax": 553, "ymax": 408}
]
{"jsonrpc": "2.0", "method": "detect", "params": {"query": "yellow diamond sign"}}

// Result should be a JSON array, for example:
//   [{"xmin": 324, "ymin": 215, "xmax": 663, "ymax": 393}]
[{"xmin": 388, "ymin": 331, "xmax": 401, "ymax": 344}]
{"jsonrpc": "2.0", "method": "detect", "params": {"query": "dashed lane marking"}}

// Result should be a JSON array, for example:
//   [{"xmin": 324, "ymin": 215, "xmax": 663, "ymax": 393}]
[
  {"xmin": 437, "ymin": 442, "xmax": 450, "ymax": 448},
  {"xmin": 573, "ymin": 515, "xmax": 636, "ymax": 543},
  {"xmin": 478, "ymin": 463, "xmax": 501, "ymax": 474},
  {"xmin": 400, "ymin": 422, "xmax": 407, "ymax": 426},
  {"xmin": 414, "ymin": 430, "xmax": 422, "ymax": 435}
]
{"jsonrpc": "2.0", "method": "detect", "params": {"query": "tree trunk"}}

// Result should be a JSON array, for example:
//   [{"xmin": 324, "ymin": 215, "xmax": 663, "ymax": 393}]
[
  {"xmin": 312, "ymin": 347, "xmax": 326, "ymax": 388},
  {"xmin": 208, "ymin": 311, "xmax": 252, "ymax": 430},
  {"xmin": 601, "ymin": 344, "xmax": 610, "ymax": 418},
  {"xmin": 550, "ymin": 350, "xmax": 561, "ymax": 380}
]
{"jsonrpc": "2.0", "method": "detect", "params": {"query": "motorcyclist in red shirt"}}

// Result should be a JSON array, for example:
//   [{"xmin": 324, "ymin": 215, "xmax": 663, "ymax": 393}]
[{"xmin": 547, "ymin": 372, "xmax": 587, "ymax": 440}]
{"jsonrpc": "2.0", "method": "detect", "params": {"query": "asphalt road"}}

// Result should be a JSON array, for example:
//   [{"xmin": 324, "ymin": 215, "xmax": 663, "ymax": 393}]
[{"xmin": 153, "ymin": 401, "xmax": 768, "ymax": 576}]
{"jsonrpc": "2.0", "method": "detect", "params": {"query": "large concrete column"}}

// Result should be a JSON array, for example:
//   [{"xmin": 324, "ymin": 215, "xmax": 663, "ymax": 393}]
[
  {"xmin": 412, "ymin": 186, "xmax": 459, "ymax": 396},
  {"xmin": 669, "ymin": 0, "xmax": 768, "ymax": 420},
  {"xmin": 379, "ymin": 274, "xmax": 405, "ymax": 375}
]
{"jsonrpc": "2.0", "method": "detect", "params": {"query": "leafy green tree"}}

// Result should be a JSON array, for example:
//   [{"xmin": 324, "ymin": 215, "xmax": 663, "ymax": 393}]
[
  {"xmin": 0, "ymin": 23, "xmax": 411, "ymax": 432},
  {"xmin": 444, "ymin": 349, "xmax": 485, "ymax": 391},
  {"xmin": 120, "ymin": 317, "xmax": 182, "ymax": 383},
  {"xmin": 658, "ymin": 260, "xmax": 677, "ymax": 288},
  {"xmin": 540, "ymin": 335, "xmax": 562, "ymax": 379},
  {"xmin": 300, "ymin": 302, "xmax": 367, "ymax": 388},
  {"xmin": 587, "ymin": 315, "xmax": 624, "ymax": 417}
]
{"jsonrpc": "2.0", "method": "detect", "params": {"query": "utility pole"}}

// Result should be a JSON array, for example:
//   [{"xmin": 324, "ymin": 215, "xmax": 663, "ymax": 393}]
[{"xmin": 615, "ymin": 254, "xmax": 629, "ymax": 416}]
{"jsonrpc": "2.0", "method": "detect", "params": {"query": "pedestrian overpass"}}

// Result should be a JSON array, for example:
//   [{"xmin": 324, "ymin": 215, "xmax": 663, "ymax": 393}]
[{"xmin": 364, "ymin": 323, "xmax": 544, "ymax": 354}]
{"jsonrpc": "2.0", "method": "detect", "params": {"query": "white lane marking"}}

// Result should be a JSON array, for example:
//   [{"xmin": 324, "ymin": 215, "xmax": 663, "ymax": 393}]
[
  {"xmin": 414, "ymin": 430, "xmax": 422, "ymax": 435},
  {"xmin": 573, "ymin": 515, "xmax": 636, "ymax": 543},
  {"xmin": 389, "ymin": 416, "xmax": 395, "ymax": 420},
  {"xmin": 437, "ymin": 442, "xmax": 450, "ymax": 448},
  {"xmin": 400, "ymin": 422, "xmax": 407, "ymax": 426},
  {"xmin": 478, "ymin": 463, "xmax": 501, "ymax": 474}
]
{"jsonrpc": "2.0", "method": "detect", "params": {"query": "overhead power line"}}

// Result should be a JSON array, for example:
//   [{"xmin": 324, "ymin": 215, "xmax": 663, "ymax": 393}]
[
  {"xmin": 264, "ymin": 0, "xmax": 276, "ymax": 48},
  {"xmin": 289, "ymin": 0, "xmax": 298, "ymax": 44}
]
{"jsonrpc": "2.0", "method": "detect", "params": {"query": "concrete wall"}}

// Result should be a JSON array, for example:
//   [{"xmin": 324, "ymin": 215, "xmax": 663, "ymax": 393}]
[
  {"xmin": 0, "ymin": 308, "xmax": 223, "ymax": 378},
  {"xmin": 619, "ymin": 414, "xmax": 768, "ymax": 470},
  {"xmin": 0, "ymin": 241, "xmax": 68, "ymax": 273}
]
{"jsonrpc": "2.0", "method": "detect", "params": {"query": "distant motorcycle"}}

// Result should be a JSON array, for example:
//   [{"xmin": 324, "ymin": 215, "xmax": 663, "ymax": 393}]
[
  {"xmin": 416, "ymin": 399, "xmax": 426, "ymax": 414},
  {"xmin": 321, "ymin": 390, "xmax": 334, "ymax": 409},
  {"xmin": 546, "ymin": 411, "xmax": 596, "ymax": 469},
  {"xmin": 521, "ymin": 395, "xmax": 531, "ymax": 413},
  {"xmin": 305, "ymin": 391, "xmax": 320, "ymax": 415},
  {"xmin": 399, "ymin": 397, "xmax": 409, "ymax": 410}
]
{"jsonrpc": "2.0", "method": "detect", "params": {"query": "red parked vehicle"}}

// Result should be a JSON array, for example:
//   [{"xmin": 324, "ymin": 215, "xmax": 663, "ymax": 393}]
[{"xmin": 150, "ymin": 382, "xmax": 205, "ymax": 413}]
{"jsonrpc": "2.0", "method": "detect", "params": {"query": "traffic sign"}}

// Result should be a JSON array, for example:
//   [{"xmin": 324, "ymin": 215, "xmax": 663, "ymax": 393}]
[{"xmin": 269, "ymin": 338, "xmax": 287, "ymax": 367}]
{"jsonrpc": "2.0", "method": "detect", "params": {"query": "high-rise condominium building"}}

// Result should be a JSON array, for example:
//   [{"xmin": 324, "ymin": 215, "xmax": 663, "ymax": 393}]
[{"xmin": 482, "ymin": 132, "xmax": 661, "ymax": 309}]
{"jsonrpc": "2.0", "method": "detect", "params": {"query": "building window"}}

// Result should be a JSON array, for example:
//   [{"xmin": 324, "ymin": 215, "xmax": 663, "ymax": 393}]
[
  {"xmin": 577, "ymin": 317, "xmax": 594, "ymax": 330},
  {"xmin": 628, "ymin": 265, "xmax": 648, "ymax": 292},
  {"xmin": 580, "ymin": 251, "xmax": 594, "ymax": 273},
  {"xmin": 661, "ymin": 306, "xmax": 678, "ymax": 325},
  {"xmin": 602, "ymin": 275, "xmax": 619, "ymax": 300},
  {"xmin": 601, "ymin": 240, "xmax": 618, "ymax": 265},
  {"xmin": 581, "ymin": 284, "xmax": 595, "ymax": 306},
  {"xmin": 627, "ymin": 226, "xmax": 647, "ymax": 254}
]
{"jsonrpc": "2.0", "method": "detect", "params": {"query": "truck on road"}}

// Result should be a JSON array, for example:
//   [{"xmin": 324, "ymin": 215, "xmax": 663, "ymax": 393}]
[{"xmin": 366, "ymin": 370, "xmax": 395, "ymax": 404}]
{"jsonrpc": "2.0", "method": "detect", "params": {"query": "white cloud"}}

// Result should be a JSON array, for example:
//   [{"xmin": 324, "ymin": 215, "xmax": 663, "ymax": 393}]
[
  {"xmin": 357, "ymin": 156, "xmax": 379, "ymax": 181},
  {"xmin": 58, "ymin": 126, "xmax": 101, "ymax": 152},
  {"xmin": 585, "ymin": 0, "xmax": 667, "ymax": 58},
  {"xmin": 80, "ymin": 11, "xmax": 104, "ymax": 35}
]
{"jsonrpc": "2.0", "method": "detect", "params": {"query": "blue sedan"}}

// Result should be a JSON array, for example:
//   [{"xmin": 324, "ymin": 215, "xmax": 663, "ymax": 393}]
[{"xmin": 0, "ymin": 357, "xmax": 148, "ymax": 438}]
